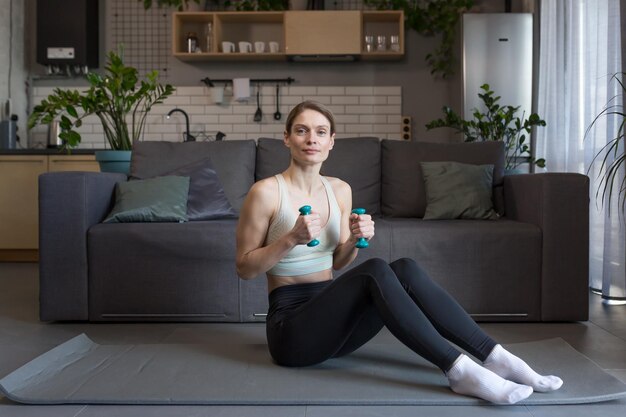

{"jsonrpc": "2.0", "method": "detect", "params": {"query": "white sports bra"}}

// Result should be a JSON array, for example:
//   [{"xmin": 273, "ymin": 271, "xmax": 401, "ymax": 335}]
[{"xmin": 266, "ymin": 174, "xmax": 341, "ymax": 276}]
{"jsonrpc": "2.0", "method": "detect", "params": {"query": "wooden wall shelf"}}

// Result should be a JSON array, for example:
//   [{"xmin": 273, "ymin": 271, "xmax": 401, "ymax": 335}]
[{"xmin": 172, "ymin": 10, "xmax": 404, "ymax": 61}]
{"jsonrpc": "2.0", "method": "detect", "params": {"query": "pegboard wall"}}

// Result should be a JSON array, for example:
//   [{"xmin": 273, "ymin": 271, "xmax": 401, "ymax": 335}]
[
  {"xmin": 107, "ymin": 0, "xmax": 171, "ymax": 79},
  {"xmin": 104, "ymin": 0, "xmax": 376, "ymax": 80}
]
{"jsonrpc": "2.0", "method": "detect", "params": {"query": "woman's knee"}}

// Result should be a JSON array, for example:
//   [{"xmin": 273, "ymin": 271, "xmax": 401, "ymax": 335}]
[
  {"xmin": 360, "ymin": 257, "xmax": 394, "ymax": 277},
  {"xmin": 356, "ymin": 258, "xmax": 406, "ymax": 291},
  {"xmin": 389, "ymin": 257, "xmax": 431, "ymax": 286},
  {"xmin": 390, "ymin": 257, "xmax": 420, "ymax": 275}
]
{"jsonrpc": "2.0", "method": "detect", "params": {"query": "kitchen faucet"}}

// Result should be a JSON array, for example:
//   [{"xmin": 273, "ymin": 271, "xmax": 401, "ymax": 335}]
[{"xmin": 166, "ymin": 108, "xmax": 196, "ymax": 142}]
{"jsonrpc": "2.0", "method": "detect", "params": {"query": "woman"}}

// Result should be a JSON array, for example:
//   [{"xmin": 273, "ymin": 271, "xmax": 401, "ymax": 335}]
[{"xmin": 235, "ymin": 101, "xmax": 562, "ymax": 404}]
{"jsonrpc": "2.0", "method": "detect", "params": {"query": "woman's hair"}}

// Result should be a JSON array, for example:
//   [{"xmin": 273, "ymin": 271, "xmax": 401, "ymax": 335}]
[{"xmin": 285, "ymin": 100, "xmax": 336, "ymax": 135}]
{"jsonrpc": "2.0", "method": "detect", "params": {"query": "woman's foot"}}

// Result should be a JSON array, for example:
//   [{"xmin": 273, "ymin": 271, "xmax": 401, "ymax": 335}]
[
  {"xmin": 446, "ymin": 354, "xmax": 533, "ymax": 404},
  {"xmin": 483, "ymin": 344, "xmax": 563, "ymax": 392}
]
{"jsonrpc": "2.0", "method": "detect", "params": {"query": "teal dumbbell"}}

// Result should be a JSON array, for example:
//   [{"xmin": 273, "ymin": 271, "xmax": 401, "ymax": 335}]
[
  {"xmin": 351, "ymin": 208, "xmax": 369, "ymax": 249},
  {"xmin": 299, "ymin": 205, "xmax": 320, "ymax": 247}
]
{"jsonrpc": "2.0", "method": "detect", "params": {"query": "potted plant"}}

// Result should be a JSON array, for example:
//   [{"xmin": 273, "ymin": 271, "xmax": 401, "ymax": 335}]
[
  {"xmin": 586, "ymin": 72, "xmax": 626, "ymax": 214},
  {"xmin": 425, "ymin": 84, "xmax": 547, "ymax": 172},
  {"xmin": 28, "ymin": 49, "xmax": 175, "ymax": 173}
]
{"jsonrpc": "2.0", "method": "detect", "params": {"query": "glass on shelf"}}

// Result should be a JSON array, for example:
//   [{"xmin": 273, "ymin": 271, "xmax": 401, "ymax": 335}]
[
  {"xmin": 204, "ymin": 23, "xmax": 213, "ymax": 53},
  {"xmin": 364, "ymin": 35, "xmax": 374, "ymax": 53},
  {"xmin": 390, "ymin": 35, "xmax": 400, "ymax": 52},
  {"xmin": 376, "ymin": 35, "xmax": 387, "ymax": 52}
]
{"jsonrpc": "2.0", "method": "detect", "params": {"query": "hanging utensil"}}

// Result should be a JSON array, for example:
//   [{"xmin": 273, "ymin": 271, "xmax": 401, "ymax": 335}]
[
  {"xmin": 274, "ymin": 84, "xmax": 282, "ymax": 120},
  {"xmin": 254, "ymin": 88, "xmax": 262, "ymax": 122}
]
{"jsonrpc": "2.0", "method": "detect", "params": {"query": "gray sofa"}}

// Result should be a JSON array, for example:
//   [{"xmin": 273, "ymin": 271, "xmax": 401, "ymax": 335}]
[{"xmin": 38, "ymin": 138, "xmax": 590, "ymax": 323}]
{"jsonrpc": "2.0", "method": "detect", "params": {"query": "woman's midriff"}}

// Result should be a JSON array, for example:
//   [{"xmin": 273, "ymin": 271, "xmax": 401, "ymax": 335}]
[{"xmin": 267, "ymin": 268, "xmax": 333, "ymax": 293}]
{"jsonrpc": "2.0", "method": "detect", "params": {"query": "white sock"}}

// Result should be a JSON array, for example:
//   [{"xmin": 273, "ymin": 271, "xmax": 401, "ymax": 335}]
[
  {"xmin": 446, "ymin": 354, "xmax": 533, "ymax": 404},
  {"xmin": 483, "ymin": 344, "xmax": 563, "ymax": 393}
]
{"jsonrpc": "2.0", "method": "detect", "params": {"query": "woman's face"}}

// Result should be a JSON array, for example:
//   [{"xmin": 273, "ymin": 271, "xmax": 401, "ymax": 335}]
[{"xmin": 284, "ymin": 109, "xmax": 335, "ymax": 164}]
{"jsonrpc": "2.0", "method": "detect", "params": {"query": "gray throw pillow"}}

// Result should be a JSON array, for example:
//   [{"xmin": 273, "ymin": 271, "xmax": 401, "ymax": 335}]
[
  {"xmin": 130, "ymin": 141, "xmax": 256, "ymax": 212},
  {"xmin": 420, "ymin": 161, "xmax": 499, "ymax": 220},
  {"xmin": 161, "ymin": 157, "xmax": 237, "ymax": 221},
  {"xmin": 103, "ymin": 176, "xmax": 190, "ymax": 223}
]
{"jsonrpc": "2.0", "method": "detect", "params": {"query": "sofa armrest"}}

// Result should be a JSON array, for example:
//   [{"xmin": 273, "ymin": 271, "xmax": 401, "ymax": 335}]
[
  {"xmin": 504, "ymin": 173, "xmax": 590, "ymax": 321},
  {"xmin": 39, "ymin": 171, "xmax": 126, "ymax": 321}
]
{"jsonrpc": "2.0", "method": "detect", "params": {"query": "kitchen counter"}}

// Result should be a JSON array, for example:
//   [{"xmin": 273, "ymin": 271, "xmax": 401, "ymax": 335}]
[{"xmin": 1, "ymin": 151, "xmax": 101, "ymax": 261}]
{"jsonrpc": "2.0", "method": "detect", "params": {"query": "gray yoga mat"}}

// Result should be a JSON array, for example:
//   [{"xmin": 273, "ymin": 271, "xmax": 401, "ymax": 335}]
[{"xmin": 1, "ymin": 335, "xmax": 625, "ymax": 405}]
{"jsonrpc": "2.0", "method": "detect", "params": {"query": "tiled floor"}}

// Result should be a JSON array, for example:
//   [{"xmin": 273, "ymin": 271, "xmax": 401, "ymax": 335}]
[{"xmin": 1, "ymin": 262, "xmax": 625, "ymax": 417}]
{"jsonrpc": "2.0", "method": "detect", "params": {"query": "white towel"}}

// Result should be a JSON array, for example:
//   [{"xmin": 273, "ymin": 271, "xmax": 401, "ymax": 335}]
[{"xmin": 232, "ymin": 78, "xmax": 250, "ymax": 102}]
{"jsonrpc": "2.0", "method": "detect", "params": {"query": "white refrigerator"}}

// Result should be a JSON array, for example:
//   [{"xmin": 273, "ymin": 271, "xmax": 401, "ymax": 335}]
[{"xmin": 462, "ymin": 13, "xmax": 534, "ymax": 121}]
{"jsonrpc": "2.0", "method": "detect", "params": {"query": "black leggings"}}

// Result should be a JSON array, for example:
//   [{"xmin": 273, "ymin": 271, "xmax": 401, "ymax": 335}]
[{"xmin": 266, "ymin": 258, "xmax": 497, "ymax": 372}]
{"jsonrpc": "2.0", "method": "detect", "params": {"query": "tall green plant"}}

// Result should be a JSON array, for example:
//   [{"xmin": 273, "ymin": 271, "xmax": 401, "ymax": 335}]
[
  {"xmin": 28, "ymin": 50, "xmax": 175, "ymax": 151},
  {"xmin": 426, "ymin": 84, "xmax": 546, "ymax": 170},
  {"xmin": 586, "ymin": 73, "xmax": 626, "ymax": 214},
  {"xmin": 365, "ymin": 0, "xmax": 474, "ymax": 78}
]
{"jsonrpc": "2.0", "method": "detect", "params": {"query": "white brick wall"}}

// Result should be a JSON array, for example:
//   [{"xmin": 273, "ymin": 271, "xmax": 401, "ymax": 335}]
[{"xmin": 30, "ymin": 85, "xmax": 403, "ymax": 148}]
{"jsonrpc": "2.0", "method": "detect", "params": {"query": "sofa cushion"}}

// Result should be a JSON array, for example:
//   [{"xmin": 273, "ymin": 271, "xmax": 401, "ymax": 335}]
[
  {"xmin": 162, "ymin": 157, "xmax": 236, "ymax": 221},
  {"xmin": 130, "ymin": 141, "xmax": 257, "ymax": 212},
  {"xmin": 255, "ymin": 138, "xmax": 290, "ymax": 181},
  {"xmin": 256, "ymin": 137, "xmax": 382, "ymax": 214},
  {"xmin": 381, "ymin": 141, "xmax": 505, "ymax": 217},
  {"xmin": 88, "ymin": 220, "xmax": 240, "ymax": 321},
  {"xmin": 103, "ymin": 175, "xmax": 190, "ymax": 223},
  {"xmin": 381, "ymin": 217, "xmax": 542, "ymax": 320},
  {"xmin": 420, "ymin": 161, "xmax": 498, "ymax": 220}
]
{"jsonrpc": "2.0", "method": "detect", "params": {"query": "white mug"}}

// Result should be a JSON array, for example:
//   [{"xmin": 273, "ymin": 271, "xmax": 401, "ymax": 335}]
[
  {"xmin": 269, "ymin": 41, "xmax": 279, "ymax": 53},
  {"xmin": 238, "ymin": 41, "xmax": 252, "ymax": 53},
  {"xmin": 221, "ymin": 41, "xmax": 235, "ymax": 53},
  {"xmin": 254, "ymin": 41, "xmax": 266, "ymax": 53}
]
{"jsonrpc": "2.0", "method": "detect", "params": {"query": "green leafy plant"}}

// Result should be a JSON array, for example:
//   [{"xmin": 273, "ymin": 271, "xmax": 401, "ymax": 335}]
[
  {"xmin": 586, "ymin": 73, "xmax": 626, "ymax": 213},
  {"xmin": 426, "ymin": 84, "xmax": 547, "ymax": 170},
  {"xmin": 365, "ymin": 0, "xmax": 474, "ymax": 78},
  {"xmin": 28, "ymin": 49, "xmax": 175, "ymax": 151}
]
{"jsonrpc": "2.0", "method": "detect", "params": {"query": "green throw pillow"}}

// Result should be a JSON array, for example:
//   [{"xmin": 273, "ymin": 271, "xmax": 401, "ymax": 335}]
[
  {"xmin": 420, "ymin": 161, "xmax": 498, "ymax": 220},
  {"xmin": 103, "ymin": 176, "xmax": 190, "ymax": 223}
]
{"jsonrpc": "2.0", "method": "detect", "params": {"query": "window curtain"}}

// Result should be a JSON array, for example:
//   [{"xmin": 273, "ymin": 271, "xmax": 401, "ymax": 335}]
[{"xmin": 536, "ymin": 0, "xmax": 624, "ymax": 303}]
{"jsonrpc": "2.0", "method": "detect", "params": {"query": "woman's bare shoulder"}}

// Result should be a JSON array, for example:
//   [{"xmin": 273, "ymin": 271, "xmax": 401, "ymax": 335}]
[
  {"xmin": 248, "ymin": 177, "xmax": 278, "ymax": 198},
  {"xmin": 242, "ymin": 176, "xmax": 280, "ymax": 215},
  {"xmin": 324, "ymin": 176, "xmax": 352, "ymax": 207},
  {"xmin": 325, "ymin": 176, "xmax": 351, "ymax": 195}
]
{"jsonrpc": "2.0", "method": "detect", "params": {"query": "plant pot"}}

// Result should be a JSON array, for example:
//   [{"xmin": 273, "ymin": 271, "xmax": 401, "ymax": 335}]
[
  {"xmin": 504, "ymin": 168, "xmax": 526, "ymax": 176},
  {"xmin": 95, "ymin": 150, "xmax": 132, "ymax": 174}
]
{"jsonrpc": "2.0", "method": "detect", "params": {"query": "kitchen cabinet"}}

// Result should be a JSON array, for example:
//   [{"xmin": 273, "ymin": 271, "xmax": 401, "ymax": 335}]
[
  {"xmin": 172, "ymin": 10, "xmax": 404, "ymax": 61},
  {"xmin": 0, "ymin": 154, "xmax": 99, "ymax": 261},
  {"xmin": 48, "ymin": 154, "xmax": 100, "ymax": 172},
  {"xmin": 284, "ymin": 11, "xmax": 362, "ymax": 55}
]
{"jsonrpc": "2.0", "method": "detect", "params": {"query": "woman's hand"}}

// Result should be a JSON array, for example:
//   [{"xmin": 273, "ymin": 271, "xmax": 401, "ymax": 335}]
[
  {"xmin": 349, "ymin": 212, "xmax": 375, "ymax": 243},
  {"xmin": 291, "ymin": 211, "xmax": 322, "ymax": 245}
]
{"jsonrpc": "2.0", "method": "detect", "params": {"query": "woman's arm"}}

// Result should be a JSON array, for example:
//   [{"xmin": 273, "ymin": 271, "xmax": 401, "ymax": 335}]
[
  {"xmin": 235, "ymin": 179, "xmax": 321, "ymax": 279},
  {"xmin": 331, "ymin": 179, "xmax": 375, "ymax": 271}
]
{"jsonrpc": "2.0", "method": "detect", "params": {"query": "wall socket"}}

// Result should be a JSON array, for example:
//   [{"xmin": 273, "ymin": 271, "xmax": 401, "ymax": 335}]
[{"xmin": 401, "ymin": 115, "xmax": 411, "ymax": 140}]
